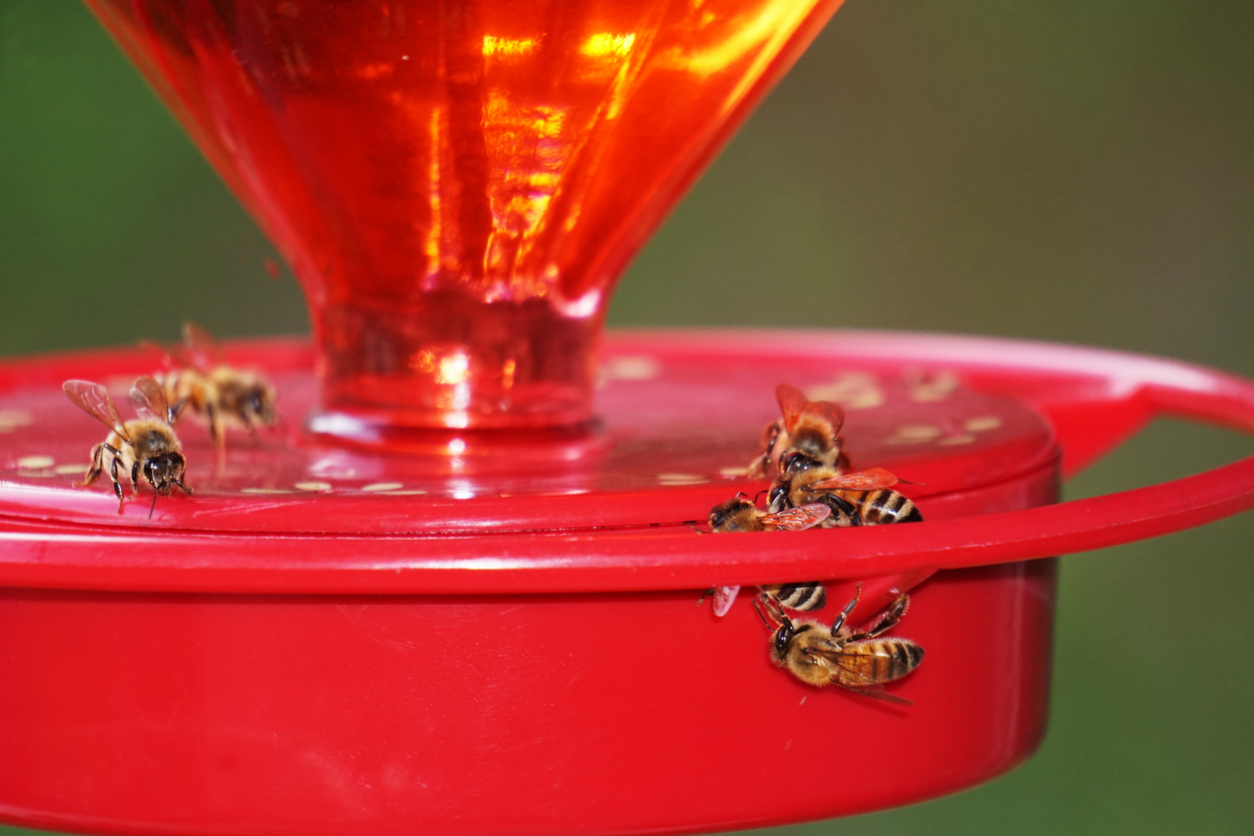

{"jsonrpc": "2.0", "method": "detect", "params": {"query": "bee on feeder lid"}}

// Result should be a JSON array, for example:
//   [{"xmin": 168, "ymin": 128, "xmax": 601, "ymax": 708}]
[
  {"xmin": 702, "ymin": 494, "xmax": 831, "ymax": 616},
  {"xmin": 771, "ymin": 456, "xmax": 923, "ymax": 527},
  {"xmin": 755, "ymin": 585, "xmax": 924, "ymax": 704},
  {"xmin": 62, "ymin": 376, "xmax": 192, "ymax": 516},
  {"xmin": 143, "ymin": 321, "xmax": 278, "ymax": 450},
  {"xmin": 707, "ymin": 493, "xmax": 831, "ymax": 534},
  {"xmin": 748, "ymin": 383, "xmax": 850, "ymax": 478}
]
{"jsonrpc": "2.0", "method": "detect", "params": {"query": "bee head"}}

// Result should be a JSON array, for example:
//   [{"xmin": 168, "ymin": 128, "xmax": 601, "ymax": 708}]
[
  {"xmin": 753, "ymin": 594, "xmax": 798, "ymax": 662},
  {"xmin": 708, "ymin": 495, "xmax": 754, "ymax": 532},
  {"xmin": 772, "ymin": 622, "xmax": 795, "ymax": 661},
  {"xmin": 144, "ymin": 452, "xmax": 187, "ymax": 494},
  {"xmin": 766, "ymin": 481, "xmax": 791, "ymax": 513},
  {"xmin": 781, "ymin": 451, "xmax": 821, "ymax": 476}
]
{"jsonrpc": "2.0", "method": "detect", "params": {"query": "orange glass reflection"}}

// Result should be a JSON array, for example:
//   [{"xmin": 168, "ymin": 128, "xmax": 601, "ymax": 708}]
[{"xmin": 83, "ymin": 0, "xmax": 843, "ymax": 434}]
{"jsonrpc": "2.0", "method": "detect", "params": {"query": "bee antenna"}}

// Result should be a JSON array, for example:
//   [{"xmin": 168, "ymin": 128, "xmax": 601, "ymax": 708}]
[
  {"xmin": 752, "ymin": 596, "xmax": 770, "ymax": 628},
  {"xmin": 752, "ymin": 594, "xmax": 790, "ymax": 631},
  {"xmin": 148, "ymin": 489, "xmax": 159, "ymax": 519},
  {"xmin": 753, "ymin": 488, "xmax": 769, "ymax": 504}
]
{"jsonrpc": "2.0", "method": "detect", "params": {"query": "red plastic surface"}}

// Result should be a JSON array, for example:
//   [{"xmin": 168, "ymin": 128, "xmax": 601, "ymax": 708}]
[
  {"xmin": 0, "ymin": 562, "xmax": 1054, "ymax": 836},
  {"xmin": 0, "ymin": 329, "xmax": 1249, "ymax": 836}
]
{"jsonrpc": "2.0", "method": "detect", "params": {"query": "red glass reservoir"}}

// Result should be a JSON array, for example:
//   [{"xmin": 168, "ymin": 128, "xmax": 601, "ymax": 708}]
[{"xmin": 82, "ymin": 0, "xmax": 844, "ymax": 433}]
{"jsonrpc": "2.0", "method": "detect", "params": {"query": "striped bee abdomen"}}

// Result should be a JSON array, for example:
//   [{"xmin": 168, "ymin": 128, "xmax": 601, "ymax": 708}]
[
  {"xmin": 838, "ymin": 489, "xmax": 923, "ymax": 525},
  {"xmin": 763, "ymin": 583, "xmax": 827, "ymax": 611},
  {"xmin": 833, "ymin": 639, "xmax": 925, "ymax": 685}
]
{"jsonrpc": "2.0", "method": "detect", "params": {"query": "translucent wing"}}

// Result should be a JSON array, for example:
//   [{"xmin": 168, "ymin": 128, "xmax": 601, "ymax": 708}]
[
  {"xmin": 775, "ymin": 384, "xmax": 810, "ymax": 434},
  {"xmin": 129, "ymin": 375, "xmax": 172, "ymax": 424},
  {"xmin": 711, "ymin": 585, "xmax": 741, "ymax": 617},
  {"xmin": 63, "ymin": 379, "xmax": 128, "ymax": 439},
  {"xmin": 760, "ymin": 503, "xmax": 831, "ymax": 531},
  {"xmin": 182, "ymin": 321, "xmax": 227, "ymax": 370},
  {"xmin": 139, "ymin": 337, "xmax": 200, "ymax": 371},
  {"xmin": 832, "ymin": 681, "xmax": 914, "ymax": 706},
  {"xmin": 809, "ymin": 468, "xmax": 900, "ymax": 491}
]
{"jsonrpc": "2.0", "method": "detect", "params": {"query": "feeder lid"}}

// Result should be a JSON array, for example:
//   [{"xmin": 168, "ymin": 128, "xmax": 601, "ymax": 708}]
[
  {"xmin": 0, "ymin": 332, "xmax": 1056, "ymax": 535},
  {"xmin": 3, "ymin": 329, "xmax": 1249, "ymax": 597}
]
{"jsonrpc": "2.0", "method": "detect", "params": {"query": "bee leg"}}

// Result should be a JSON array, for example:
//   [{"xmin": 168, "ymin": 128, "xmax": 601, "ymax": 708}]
[
  {"xmin": 169, "ymin": 396, "xmax": 190, "ymax": 425},
  {"xmin": 848, "ymin": 594, "xmax": 910, "ymax": 641},
  {"xmin": 206, "ymin": 402, "xmax": 224, "ymax": 450},
  {"xmin": 753, "ymin": 593, "xmax": 789, "ymax": 630},
  {"xmin": 132, "ymin": 459, "xmax": 142, "ymax": 498},
  {"xmin": 827, "ymin": 494, "xmax": 862, "ymax": 526},
  {"xmin": 105, "ymin": 449, "xmax": 125, "ymax": 513},
  {"xmin": 81, "ymin": 443, "xmax": 105, "ymax": 487},
  {"xmin": 829, "ymin": 582, "xmax": 862, "ymax": 639}
]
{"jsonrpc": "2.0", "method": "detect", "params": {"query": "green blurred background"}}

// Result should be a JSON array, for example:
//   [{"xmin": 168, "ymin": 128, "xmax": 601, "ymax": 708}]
[{"xmin": 1, "ymin": 1, "xmax": 1251, "ymax": 834}]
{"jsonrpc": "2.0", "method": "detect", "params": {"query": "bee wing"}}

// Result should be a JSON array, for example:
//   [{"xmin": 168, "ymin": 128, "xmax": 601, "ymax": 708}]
[
  {"xmin": 138, "ymin": 338, "xmax": 175, "ymax": 365},
  {"xmin": 129, "ymin": 375, "xmax": 173, "ymax": 425},
  {"xmin": 759, "ymin": 503, "xmax": 831, "ymax": 531},
  {"xmin": 182, "ymin": 321, "xmax": 227, "ymax": 370},
  {"xmin": 809, "ymin": 467, "xmax": 900, "ymax": 491},
  {"xmin": 711, "ymin": 585, "xmax": 740, "ymax": 617},
  {"xmin": 140, "ymin": 337, "xmax": 203, "ymax": 373},
  {"xmin": 63, "ymin": 380, "xmax": 129, "ymax": 439},
  {"xmin": 832, "ymin": 681, "xmax": 915, "ymax": 706},
  {"xmin": 775, "ymin": 384, "xmax": 810, "ymax": 433}
]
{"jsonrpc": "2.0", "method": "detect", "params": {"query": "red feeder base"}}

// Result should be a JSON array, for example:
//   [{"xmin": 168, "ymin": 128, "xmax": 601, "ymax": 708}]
[{"xmin": 0, "ymin": 329, "xmax": 1250, "ymax": 836}]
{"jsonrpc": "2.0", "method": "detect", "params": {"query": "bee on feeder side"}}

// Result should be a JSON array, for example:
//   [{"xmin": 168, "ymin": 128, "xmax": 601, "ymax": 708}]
[
  {"xmin": 772, "ymin": 455, "xmax": 923, "ymax": 527},
  {"xmin": 63, "ymin": 376, "xmax": 192, "ymax": 516},
  {"xmin": 761, "ymin": 582, "xmax": 828, "ymax": 613},
  {"xmin": 143, "ymin": 321, "xmax": 278, "ymax": 449},
  {"xmin": 702, "ymin": 494, "xmax": 831, "ymax": 616},
  {"xmin": 703, "ymin": 580, "xmax": 830, "ymax": 620},
  {"xmin": 754, "ymin": 585, "xmax": 924, "ymax": 704},
  {"xmin": 748, "ymin": 384, "xmax": 850, "ymax": 477}
]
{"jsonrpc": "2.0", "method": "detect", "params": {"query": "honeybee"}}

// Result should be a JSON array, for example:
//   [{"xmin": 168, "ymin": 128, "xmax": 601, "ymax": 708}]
[
  {"xmin": 703, "ymin": 581, "xmax": 830, "ymax": 619},
  {"xmin": 144, "ymin": 322, "xmax": 278, "ymax": 449},
  {"xmin": 754, "ymin": 585, "xmax": 924, "ymax": 704},
  {"xmin": 772, "ymin": 455, "xmax": 923, "ymax": 527},
  {"xmin": 63, "ymin": 376, "xmax": 192, "ymax": 516},
  {"xmin": 707, "ymin": 493, "xmax": 831, "ymax": 533},
  {"xmin": 748, "ymin": 384, "xmax": 850, "ymax": 477},
  {"xmin": 703, "ymin": 494, "xmax": 831, "ymax": 616}
]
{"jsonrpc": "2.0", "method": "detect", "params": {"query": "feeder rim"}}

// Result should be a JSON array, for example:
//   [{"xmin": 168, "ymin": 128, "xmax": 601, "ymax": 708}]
[{"xmin": 0, "ymin": 329, "xmax": 1251, "ymax": 596}]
